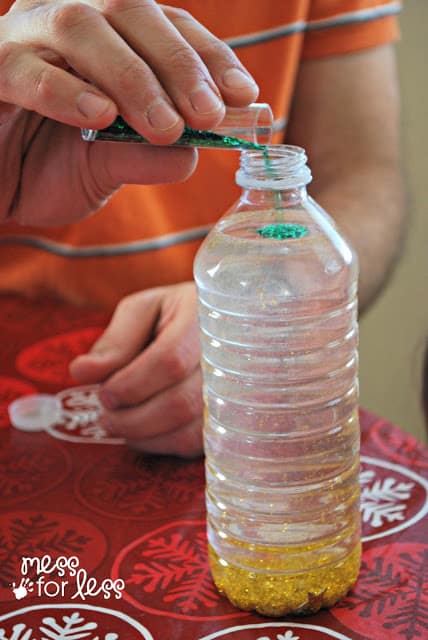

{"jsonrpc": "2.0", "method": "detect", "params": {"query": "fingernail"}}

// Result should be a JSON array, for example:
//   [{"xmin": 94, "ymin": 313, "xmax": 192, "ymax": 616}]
[
  {"xmin": 99, "ymin": 389, "xmax": 120, "ymax": 410},
  {"xmin": 222, "ymin": 68, "xmax": 259, "ymax": 92},
  {"xmin": 77, "ymin": 92, "xmax": 112, "ymax": 119},
  {"xmin": 190, "ymin": 84, "xmax": 223, "ymax": 115},
  {"xmin": 147, "ymin": 98, "xmax": 181, "ymax": 131},
  {"xmin": 99, "ymin": 414, "xmax": 114, "ymax": 435}
]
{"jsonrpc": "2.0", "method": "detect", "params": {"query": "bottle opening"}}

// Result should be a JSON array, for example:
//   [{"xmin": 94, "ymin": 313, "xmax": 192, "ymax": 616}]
[{"xmin": 236, "ymin": 144, "xmax": 312, "ymax": 189}]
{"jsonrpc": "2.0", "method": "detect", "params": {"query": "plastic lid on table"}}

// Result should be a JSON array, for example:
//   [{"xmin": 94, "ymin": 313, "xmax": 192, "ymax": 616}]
[{"xmin": 8, "ymin": 394, "xmax": 62, "ymax": 432}]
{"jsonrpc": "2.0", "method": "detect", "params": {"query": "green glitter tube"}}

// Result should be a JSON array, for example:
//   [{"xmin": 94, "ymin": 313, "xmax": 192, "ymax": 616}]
[{"xmin": 81, "ymin": 103, "xmax": 273, "ymax": 150}]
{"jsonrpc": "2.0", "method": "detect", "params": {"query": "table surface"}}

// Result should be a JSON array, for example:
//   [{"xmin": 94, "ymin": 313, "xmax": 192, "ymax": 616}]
[{"xmin": 0, "ymin": 294, "xmax": 427, "ymax": 640}]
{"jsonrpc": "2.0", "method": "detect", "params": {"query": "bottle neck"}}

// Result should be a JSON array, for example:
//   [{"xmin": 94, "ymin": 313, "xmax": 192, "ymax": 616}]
[
  {"xmin": 240, "ymin": 184, "xmax": 308, "ymax": 207},
  {"xmin": 236, "ymin": 145, "xmax": 312, "ymax": 198}
]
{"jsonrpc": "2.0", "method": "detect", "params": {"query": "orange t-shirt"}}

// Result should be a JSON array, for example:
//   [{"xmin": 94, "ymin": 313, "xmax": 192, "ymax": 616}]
[{"xmin": 0, "ymin": 0, "xmax": 400, "ymax": 309}]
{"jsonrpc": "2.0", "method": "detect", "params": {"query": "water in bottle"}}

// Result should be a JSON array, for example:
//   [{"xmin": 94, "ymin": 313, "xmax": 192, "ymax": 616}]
[{"xmin": 193, "ymin": 145, "xmax": 361, "ymax": 616}]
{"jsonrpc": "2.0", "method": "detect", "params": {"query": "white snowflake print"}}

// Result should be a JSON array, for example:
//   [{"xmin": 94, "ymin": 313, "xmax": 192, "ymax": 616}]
[
  {"xmin": 57, "ymin": 386, "xmax": 104, "ymax": 437},
  {"xmin": 0, "ymin": 623, "xmax": 34, "ymax": 640},
  {"xmin": 257, "ymin": 632, "xmax": 300, "ymax": 640},
  {"xmin": 46, "ymin": 386, "xmax": 124, "ymax": 444},
  {"xmin": 359, "ymin": 469, "xmax": 375, "ymax": 486},
  {"xmin": 360, "ymin": 473, "xmax": 414, "ymax": 528},
  {"xmin": 0, "ymin": 612, "xmax": 118, "ymax": 640},
  {"xmin": 0, "ymin": 606, "xmax": 153, "ymax": 640}
]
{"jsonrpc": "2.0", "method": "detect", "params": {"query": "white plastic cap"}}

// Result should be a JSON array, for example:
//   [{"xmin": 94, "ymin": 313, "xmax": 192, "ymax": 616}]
[{"xmin": 8, "ymin": 394, "xmax": 62, "ymax": 432}]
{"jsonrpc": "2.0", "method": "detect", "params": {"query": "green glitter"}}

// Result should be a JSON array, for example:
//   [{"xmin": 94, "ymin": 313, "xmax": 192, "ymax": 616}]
[
  {"xmin": 257, "ymin": 223, "xmax": 308, "ymax": 239},
  {"xmin": 92, "ymin": 116, "xmax": 264, "ymax": 150},
  {"xmin": 262, "ymin": 147, "xmax": 272, "ymax": 171},
  {"xmin": 261, "ymin": 147, "xmax": 284, "ymax": 213}
]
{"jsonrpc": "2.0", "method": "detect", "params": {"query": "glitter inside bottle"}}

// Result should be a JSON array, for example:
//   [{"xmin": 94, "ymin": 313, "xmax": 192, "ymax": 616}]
[{"xmin": 194, "ymin": 145, "xmax": 361, "ymax": 617}]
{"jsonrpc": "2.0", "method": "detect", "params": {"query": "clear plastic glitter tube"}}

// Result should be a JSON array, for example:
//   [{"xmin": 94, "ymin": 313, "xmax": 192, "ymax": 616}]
[{"xmin": 81, "ymin": 103, "xmax": 273, "ymax": 150}]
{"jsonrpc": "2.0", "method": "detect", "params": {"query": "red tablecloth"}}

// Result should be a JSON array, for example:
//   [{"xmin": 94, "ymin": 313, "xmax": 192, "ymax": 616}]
[{"xmin": 0, "ymin": 294, "xmax": 427, "ymax": 640}]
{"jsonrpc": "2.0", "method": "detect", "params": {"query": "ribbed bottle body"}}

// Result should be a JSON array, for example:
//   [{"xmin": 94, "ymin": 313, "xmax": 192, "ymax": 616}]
[{"xmin": 194, "ymin": 201, "xmax": 361, "ymax": 616}]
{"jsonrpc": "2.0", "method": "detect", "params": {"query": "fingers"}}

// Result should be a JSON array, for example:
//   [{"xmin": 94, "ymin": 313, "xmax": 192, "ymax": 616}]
[
  {"xmin": 99, "ymin": 0, "xmax": 225, "ymax": 135},
  {"xmin": 38, "ymin": 2, "xmax": 186, "ymax": 142},
  {"xmin": 70, "ymin": 289, "xmax": 165, "ymax": 384},
  {"xmin": 0, "ymin": 41, "xmax": 117, "ymax": 128},
  {"xmin": 12, "ymin": 114, "xmax": 197, "ymax": 226},
  {"xmin": 128, "ymin": 417, "xmax": 204, "ymax": 458},
  {"xmin": 162, "ymin": 5, "xmax": 259, "ymax": 107},
  {"xmin": 0, "ymin": 101, "xmax": 20, "ymax": 125},
  {"xmin": 88, "ymin": 139, "xmax": 198, "ymax": 192},
  {"xmin": 70, "ymin": 281, "xmax": 203, "ymax": 459},
  {"xmin": 100, "ymin": 368, "xmax": 204, "ymax": 458},
  {"xmin": 102, "ymin": 1, "xmax": 258, "ymax": 129},
  {"xmin": 98, "ymin": 286, "xmax": 200, "ymax": 408},
  {"xmin": 1, "ymin": 0, "xmax": 258, "ymax": 140}
]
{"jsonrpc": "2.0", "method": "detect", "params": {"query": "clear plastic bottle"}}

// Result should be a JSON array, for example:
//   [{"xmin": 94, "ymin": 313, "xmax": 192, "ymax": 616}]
[{"xmin": 193, "ymin": 145, "xmax": 361, "ymax": 617}]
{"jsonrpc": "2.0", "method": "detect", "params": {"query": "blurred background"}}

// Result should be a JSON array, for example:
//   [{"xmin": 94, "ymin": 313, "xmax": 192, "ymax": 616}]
[{"xmin": 359, "ymin": 1, "xmax": 428, "ymax": 444}]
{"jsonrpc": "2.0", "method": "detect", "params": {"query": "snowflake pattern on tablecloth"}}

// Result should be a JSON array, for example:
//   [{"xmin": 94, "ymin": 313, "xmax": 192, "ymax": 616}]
[
  {"xmin": 0, "ymin": 605, "xmax": 153, "ymax": 640},
  {"xmin": 360, "ymin": 470, "xmax": 414, "ymax": 528},
  {"xmin": 46, "ymin": 385, "xmax": 124, "ymax": 444},
  {"xmin": 0, "ymin": 512, "xmax": 106, "ymax": 602},
  {"xmin": 76, "ymin": 450, "xmax": 204, "ymax": 519},
  {"xmin": 257, "ymin": 631, "xmax": 300, "ymax": 640},
  {"xmin": 198, "ymin": 623, "xmax": 353, "ymax": 640},
  {"xmin": 0, "ymin": 435, "xmax": 72, "ymax": 508},
  {"xmin": 16, "ymin": 329, "xmax": 103, "ymax": 388},
  {"xmin": 0, "ymin": 297, "xmax": 108, "ymax": 339},
  {"xmin": 332, "ymin": 543, "xmax": 428, "ymax": 640},
  {"xmin": 369, "ymin": 418, "xmax": 428, "ymax": 470},
  {"xmin": 360, "ymin": 456, "xmax": 428, "ymax": 542},
  {"xmin": 112, "ymin": 521, "xmax": 246, "ymax": 622}
]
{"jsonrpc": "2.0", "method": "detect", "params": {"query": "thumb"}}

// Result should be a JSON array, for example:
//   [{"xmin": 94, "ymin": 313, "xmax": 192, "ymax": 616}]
[
  {"xmin": 69, "ymin": 291, "xmax": 163, "ymax": 384},
  {"xmin": 91, "ymin": 143, "xmax": 198, "ymax": 194}
]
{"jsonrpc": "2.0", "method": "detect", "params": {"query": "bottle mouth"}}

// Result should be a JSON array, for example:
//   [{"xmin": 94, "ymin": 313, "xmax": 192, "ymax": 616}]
[{"xmin": 236, "ymin": 144, "xmax": 312, "ymax": 189}]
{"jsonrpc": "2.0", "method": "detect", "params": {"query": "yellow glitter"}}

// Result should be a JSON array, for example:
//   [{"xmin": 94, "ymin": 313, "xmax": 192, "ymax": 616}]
[{"xmin": 208, "ymin": 540, "xmax": 361, "ymax": 617}]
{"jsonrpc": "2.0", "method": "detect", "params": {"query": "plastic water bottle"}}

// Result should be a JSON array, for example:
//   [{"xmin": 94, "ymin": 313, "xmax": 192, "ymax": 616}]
[{"xmin": 193, "ymin": 145, "xmax": 361, "ymax": 617}]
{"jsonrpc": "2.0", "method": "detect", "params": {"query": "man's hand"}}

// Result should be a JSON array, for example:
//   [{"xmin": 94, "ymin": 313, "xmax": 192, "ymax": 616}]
[
  {"xmin": 70, "ymin": 282, "xmax": 204, "ymax": 458},
  {"xmin": 0, "ymin": 0, "xmax": 258, "ymax": 226}
]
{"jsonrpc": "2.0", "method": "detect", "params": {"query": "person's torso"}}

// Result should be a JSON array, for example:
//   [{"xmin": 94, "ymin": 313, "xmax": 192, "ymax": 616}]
[{"xmin": 0, "ymin": 0, "xmax": 399, "ymax": 308}]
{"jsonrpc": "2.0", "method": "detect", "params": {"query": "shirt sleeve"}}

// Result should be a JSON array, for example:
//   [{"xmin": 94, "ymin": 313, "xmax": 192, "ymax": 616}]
[{"xmin": 302, "ymin": 0, "xmax": 401, "ymax": 59}]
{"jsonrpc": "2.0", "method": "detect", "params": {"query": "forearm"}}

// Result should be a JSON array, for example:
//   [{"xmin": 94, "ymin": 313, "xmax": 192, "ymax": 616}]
[
  {"xmin": 310, "ymin": 161, "xmax": 407, "ymax": 312},
  {"xmin": 285, "ymin": 46, "xmax": 405, "ymax": 312}
]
